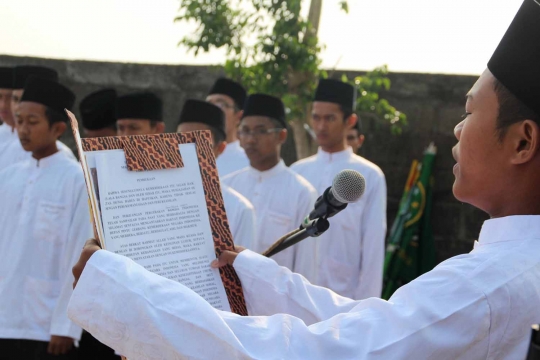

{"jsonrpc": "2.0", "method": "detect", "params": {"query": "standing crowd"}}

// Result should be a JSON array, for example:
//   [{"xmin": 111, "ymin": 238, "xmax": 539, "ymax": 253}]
[{"xmin": 0, "ymin": 66, "xmax": 386, "ymax": 359}]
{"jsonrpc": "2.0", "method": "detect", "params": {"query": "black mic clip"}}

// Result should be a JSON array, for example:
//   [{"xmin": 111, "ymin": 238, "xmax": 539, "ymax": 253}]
[
  {"xmin": 264, "ymin": 217, "xmax": 330, "ymax": 258},
  {"xmin": 305, "ymin": 187, "xmax": 348, "ymax": 226}
]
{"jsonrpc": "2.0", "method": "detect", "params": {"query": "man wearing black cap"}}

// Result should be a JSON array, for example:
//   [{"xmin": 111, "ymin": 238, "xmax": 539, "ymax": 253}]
[
  {"xmin": 347, "ymin": 118, "xmax": 364, "ymax": 154},
  {"xmin": 206, "ymin": 78, "xmax": 250, "ymax": 176},
  {"xmin": 176, "ymin": 99, "xmax": 256, "ymax": 246},
  {"xmin": 0, "ymin": 65, "xmax": 75, "ymax": 170},
  {"xmin": 0, "ymin": 77, "xmax": 92, "ymax": 359},
  {"xmin": 291, "ymin": 79, "xmax": 387, "ymax": 300},
  {"xmin": 115, "ymin": 92, "xmax": 164, "ymax": 136},
  {"xmin": 79, "ymin": 89, "xmax": 117, "ymax": 138},
  {"xmin": 222, "ymin": 94, "xmax": 317, "ymax": 275},
  {"xmin": 0, "ymin": 67, "xmax": 16, "ymax": 153},
  {"xmin": 67, "ymin": 1, "xmax": 540, "ymax": 358},
  {"xmin": 10, "ymin": 65, "xmax": 59, "ymax": 121}
]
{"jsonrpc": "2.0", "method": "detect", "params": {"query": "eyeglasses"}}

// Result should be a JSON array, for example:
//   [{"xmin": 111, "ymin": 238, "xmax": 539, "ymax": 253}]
[
  {"xmin": 346, "ymin": 135, "xmax": 358, "ymax": 141},
  {"xmin": 238, "ymin": 128, "xmax": 282, "ymax": 138}
]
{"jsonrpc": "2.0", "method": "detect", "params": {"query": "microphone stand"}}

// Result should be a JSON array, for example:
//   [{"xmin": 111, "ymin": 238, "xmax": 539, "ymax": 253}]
[{"xmin": 262, "ymin": 217, "xmax": 330, "ymax": 258}]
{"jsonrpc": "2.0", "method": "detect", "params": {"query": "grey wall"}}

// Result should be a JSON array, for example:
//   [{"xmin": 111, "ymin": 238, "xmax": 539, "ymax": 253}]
[{"xmin": 0, "ymin": 55, "xmax": 487, "ymax": 263}]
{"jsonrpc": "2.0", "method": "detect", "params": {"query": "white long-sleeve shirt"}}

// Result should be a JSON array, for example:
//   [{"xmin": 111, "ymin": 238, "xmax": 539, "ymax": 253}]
[
  {"xmin": 0, "ymin": 130, "xmax": 75, "ymax": 170},
  {"xmin": 221, "ymin": 183, "xmax": 257, "ymax": 247},
  {"xmin": 68, "ymin": 215, "xmax": 540, "ymax": 360},
  {"xmin": 222, "ymin": 160, "xmax": 318, "ymax": 278},
  {"xmin": 0, "ymin": 151, "xmax": 93, "ymax": 342},
  {"xmin": 0, "ymin": 123, "xmax": 17, "ymax": 153},
  {"xmin": 216, "ymin": 140, "xmax": 249, "ymax": 177},
  {"xmin": 291, "ymin": 147, "xmax": 387, "ymax": 299}
]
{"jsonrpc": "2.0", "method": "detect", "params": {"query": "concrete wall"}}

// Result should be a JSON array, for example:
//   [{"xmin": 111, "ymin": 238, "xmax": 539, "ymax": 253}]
[{"xmin": 0, "ymin": 55, "xmax": 487, "ymax": 263}]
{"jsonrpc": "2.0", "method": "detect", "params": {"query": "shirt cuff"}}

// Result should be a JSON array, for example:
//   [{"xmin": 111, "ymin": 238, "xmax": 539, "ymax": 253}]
[{"xmin": 67, "ymin": 250, "xmax": 108, "ymax": 331}]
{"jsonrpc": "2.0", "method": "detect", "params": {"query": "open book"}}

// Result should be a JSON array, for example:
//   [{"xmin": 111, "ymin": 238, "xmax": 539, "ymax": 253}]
[{"xmin": 67, "ymin": 110, "xmax": 247, "ymax": 316}]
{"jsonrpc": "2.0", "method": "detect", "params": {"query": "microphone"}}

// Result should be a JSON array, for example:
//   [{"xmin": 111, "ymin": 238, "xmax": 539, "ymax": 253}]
[
  {"xmin": 301, "ymin": 169, "xmax": 366, "ymax": 228},
  {"xmin": 263, "ymin": 169, "xmax": 365, "ymax": 258}
]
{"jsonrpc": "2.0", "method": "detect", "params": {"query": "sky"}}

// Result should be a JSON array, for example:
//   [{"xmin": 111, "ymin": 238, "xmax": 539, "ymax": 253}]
[{"xmin": 0, "ymin": 0, "xmax": 524, "ymax": 75}]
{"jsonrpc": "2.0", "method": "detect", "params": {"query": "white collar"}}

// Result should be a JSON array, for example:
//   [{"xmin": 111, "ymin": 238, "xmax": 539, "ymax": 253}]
[
  {"xmin": 477, "ymin": 215, "xmax": 540, "ymax": 245},
  {"xmin": 247, "ymin": 159, "xmax": 286, "ymax": 181},
  {"xmin": 30, "ymin": 150, "xmax": 66, "ymax": 169},
  {"xmin": 316, "ymin": 147, "xmax": 353, "ymax": 163}
]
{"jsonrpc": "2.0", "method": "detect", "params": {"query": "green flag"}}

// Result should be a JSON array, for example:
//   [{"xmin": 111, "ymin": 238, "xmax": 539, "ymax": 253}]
[{"xmin": 382, "ymin": 143, "xmax": 437, "ymax": 299}]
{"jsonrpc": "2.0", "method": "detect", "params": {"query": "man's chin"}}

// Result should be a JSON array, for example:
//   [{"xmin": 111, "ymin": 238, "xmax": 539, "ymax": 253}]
[{"xmin": 19, "ymin": 141, "xmax": 34, "ymax": 152}]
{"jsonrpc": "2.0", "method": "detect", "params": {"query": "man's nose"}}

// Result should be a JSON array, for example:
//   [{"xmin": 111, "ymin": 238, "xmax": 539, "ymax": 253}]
[{"xmin": 454, "ymin": 120, "xmax": 464, "ymax": 141}]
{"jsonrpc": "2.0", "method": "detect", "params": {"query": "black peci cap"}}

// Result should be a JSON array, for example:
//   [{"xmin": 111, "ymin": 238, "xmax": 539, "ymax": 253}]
[
  {"xmin": 13, "ymin": 66, "xmax": 59, "ymax": 90},
  {"xmin": 21, "ymin": 77, "xmax": 75, "ymax": 121},
  {"xmin": 488, "ymin": 0, "xmax": 540, "ymax": 116},
  {"xmin": 178, "ymin": 99, "xmax": 226, "ymax": 138},
  {"xmin": 314, "ymin": 78, "xmax": 356, "ymax": 110},
  {"xmin": 208, "ymin": 78, "xmax": 247, "ymax": 109},
  {"xmin": 79, "ymin": 89, "xmax": 117, "ymax": 130},
  {"xmin": 0, "ymin": 67, "xmax": 14, "ymax": 89},
  {"xmin": 115, "ymin": 92, "xmax": 163, "ymax": 121},
  {"xmin": 242, "ymin": 94, "xmax": 286, "ymax": 127}
]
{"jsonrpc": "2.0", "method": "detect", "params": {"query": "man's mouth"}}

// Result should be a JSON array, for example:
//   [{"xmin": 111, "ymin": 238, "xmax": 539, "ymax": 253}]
[{"xmin": 451, "ymin": 147, "xmax": 459, "ymax": 163}]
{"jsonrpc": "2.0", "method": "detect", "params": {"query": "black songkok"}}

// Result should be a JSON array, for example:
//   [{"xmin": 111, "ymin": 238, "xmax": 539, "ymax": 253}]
[
  {"xmin": 115, "ymin": 92, "xmax": 162, "ymax": 121},
  {"xmin": 0, "ymin": 67, "xmax": 14, "ymax": 89},
  {"xmin": 208, "ymin": 78, "xmax": 247, "ymax": 109},
  {"xmin": 13, "ymin": 66, "xmax": 58, "ymax": 89},
  {"xmin": 178, "ymin": 99, "xmax": 226, "ymax": 138},
  {"xmin": 21, "ymin": 77, "xmax": 75, "ymax": 121},
  {"xmin": 488, "ymin": 0, "xmax": 540, "ymax": 116},
  {"xmin": 79, "ymin": 89, "xmax": 117, "ymax": 130},
  {"xmin": 314, "ymin": 79, "xmax": 356, "ymax": 110},
  {"xmin": 242, "ymin": 94, "xmax": 286, "ymax": 128}
]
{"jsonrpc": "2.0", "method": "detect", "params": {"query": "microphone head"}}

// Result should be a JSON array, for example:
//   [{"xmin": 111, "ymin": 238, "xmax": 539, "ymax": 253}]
[{"xmin": 332, "ymin": 169, "xmax": 366, "ymax": 203}]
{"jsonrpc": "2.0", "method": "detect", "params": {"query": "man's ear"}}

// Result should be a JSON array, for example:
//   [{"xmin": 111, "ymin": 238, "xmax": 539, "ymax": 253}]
[
  {"xmin": 509, "ymin": 119, "xmax": 540, "ymax": 165},
  {"xmin": 347, "ymin": 114, "xmax": 358, "ymax": 130},
  {"xmin": 216, "ymin": 141, "xmax": 227, "ymax": 156},
  {"xmin": 156, "ymin": 121, "xmax": 166, "ymax": 134},
  {"xmin": 278, "ymin": 128, "xmax": 288, "ymax": 144},
  {"xmin": 235, "ymin": 110, "xmax": 244, "ymax": 122},
  {"xmin": 358, "ymin": 134, "xmax": 365, "ymax": 149},
  {"xmin": 53, "ymin": 121, "xmax": 67, "ymax": 139}
]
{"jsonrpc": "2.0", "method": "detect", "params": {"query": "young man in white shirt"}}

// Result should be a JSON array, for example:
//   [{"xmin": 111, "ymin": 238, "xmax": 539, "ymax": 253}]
[
  {"xmin": 176, "ymin": 99, "xmax": 256, "ymax": 247},
  {"xmin": 206, "ymin": 78, "xmax": 249, "ymax": 176},
  {"xmin": 0, "ymin": 77, "xmax": 92, "ymax": 359},
  {"xmin": 115, "ymin": 92, "xmax": 165, "ymax": 136},
  {"xmin": 0, "ymin": 65, "xmax": 75, "ymax": 170},
  {"xmin": 291, "ymin": 79, "xmax": 387, "ymax": 299},
  {"xmin": 68, "ymin": 1, "xmax": 540, "ymax": 358},
  {"xmin": 222, "ymin": 94, "xmax": 318, "ymax": 276}
]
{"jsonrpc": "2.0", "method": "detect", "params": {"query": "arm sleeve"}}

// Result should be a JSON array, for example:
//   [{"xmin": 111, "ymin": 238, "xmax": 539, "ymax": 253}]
[
  {"xmin": 68, "ymin": 250, "xmax": 490, "ymax": 360},
  {"xmin": 50, "ymin": 178, "xmax": 93, "ymax": 339},
  {"xmin": 235, "ymin": 250, "xmax": 361, "ymax": 324},
  {"xmin": 354, "ymin": 172, "xmax": 387, "ymax": 300}
]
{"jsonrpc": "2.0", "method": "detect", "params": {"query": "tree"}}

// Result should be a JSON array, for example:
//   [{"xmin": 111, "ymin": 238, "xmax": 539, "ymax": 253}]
[{"xmin": 176, "ymin": 0, "xmax": 406, "ymax": 158}]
